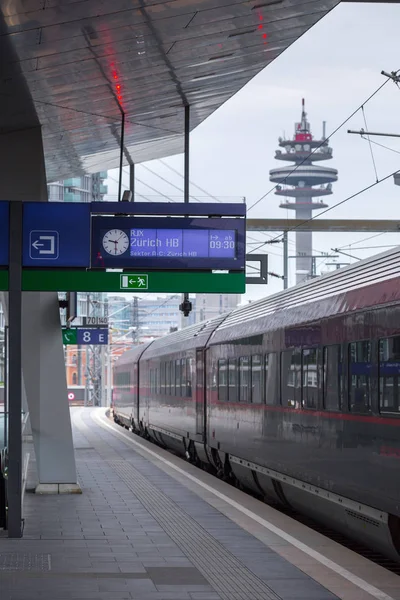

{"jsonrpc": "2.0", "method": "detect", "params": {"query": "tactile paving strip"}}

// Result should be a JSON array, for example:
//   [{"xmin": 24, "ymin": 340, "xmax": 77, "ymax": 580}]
[
  {"xmin": 0, "ymin": 553, "xmax": 51, "ymax": 571},
  {"xmin": 110, "ymin": 459, "xmax": 282, "ymax": 600}
]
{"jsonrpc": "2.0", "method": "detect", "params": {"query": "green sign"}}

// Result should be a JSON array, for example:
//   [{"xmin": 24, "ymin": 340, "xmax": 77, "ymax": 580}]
[
  {"xmin": 0, "ymin": 271, "xmax": 8, "ymax": 291},
  {"xmin": 62, "ymin": 328, "xmax": 77, "ymax": 345},
  {"xmin": 22, "ymin": 270, "xmax": 245, "ymax": 294},
  {"xmin": 120, "ymin": 274, "xmax": 148, "ymax": 290}
]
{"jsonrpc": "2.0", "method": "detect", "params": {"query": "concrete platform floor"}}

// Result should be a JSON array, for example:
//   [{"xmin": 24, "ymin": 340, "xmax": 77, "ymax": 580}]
[{"xmin": 0, "ymin": 407, "xmax": 398, "ymax": 600}]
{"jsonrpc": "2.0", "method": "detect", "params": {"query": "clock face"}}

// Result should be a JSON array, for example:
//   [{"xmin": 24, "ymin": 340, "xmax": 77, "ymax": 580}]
[{"xmin": 102, "ymin": 229, "xmax": 129, "ymax": 256}]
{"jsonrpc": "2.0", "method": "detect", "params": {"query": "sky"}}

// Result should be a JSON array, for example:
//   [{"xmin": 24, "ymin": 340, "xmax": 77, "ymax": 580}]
[{"xmin": 105, "ymin": 2, "xmax": 400, "ymax": 304}]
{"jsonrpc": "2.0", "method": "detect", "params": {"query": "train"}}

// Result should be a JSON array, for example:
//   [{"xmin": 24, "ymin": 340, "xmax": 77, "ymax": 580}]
[{"xmin": 113, "ymin": 246, "xmax": 400, "ymax": 561}]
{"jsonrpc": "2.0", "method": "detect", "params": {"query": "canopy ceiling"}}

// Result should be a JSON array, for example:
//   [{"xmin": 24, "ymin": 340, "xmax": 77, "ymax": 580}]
[{"xmin": 0, "ymin": 0, "xmax": 340, "ymax": 181}]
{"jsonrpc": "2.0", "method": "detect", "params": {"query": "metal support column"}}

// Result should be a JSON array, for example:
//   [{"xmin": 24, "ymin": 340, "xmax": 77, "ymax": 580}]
[
  {"xmin": 283, "ymin": 231, "xmax": 288, "ymax": 290},
  {"xmin": 118, "ymin": 111, "xmax": 125, "ymax": 202},
  {"xmin": 100, "ymin": 346, "xmax": 106, "ymax": 407},
  {"xmin": 181, "ymin": 104, "xmax": 191, "ymax": 320},
  {"xmin": 8, "ymin": 201, "xmax": 23, "ymax": 538},
  {"xmin": 184, "ymin": 105, "xmax": 190, "ymax": 205},
  {"xmin": 311, "ymin": 257, "xmax": 317, "ymax": 278},
  {"xmin": 129, "ymin": 163, "xmax": 135, "ymax": 202}
]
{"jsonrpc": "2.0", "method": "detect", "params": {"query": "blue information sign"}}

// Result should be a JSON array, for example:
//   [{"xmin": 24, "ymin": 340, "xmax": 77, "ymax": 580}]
[
  {"xmin": 130, "ymin": 228, "xmax": 236, "ymax": 258},
  {"xmin": 77, "ymin": 328, "xmax": 108, "ymax": 345},
  {"xmin": 0, "ymin": 201, "xmax": 245, "ymax": 272},
  {"xmin": 0, "ymin": 202, "xmax": 9, "ymax": 267},
  {"xmin": 91, "ymin": 217, "xmax": 245, "ymax": 271},
  {"xmin": 23, "ymin": 203, "xmax": 90, "ymax": 267}
]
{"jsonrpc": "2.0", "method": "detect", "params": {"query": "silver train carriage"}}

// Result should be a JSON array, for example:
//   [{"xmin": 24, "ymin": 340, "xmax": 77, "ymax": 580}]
[{"xmin": 113, "ymin": 247, "xmax": 400, "ymax": 560}]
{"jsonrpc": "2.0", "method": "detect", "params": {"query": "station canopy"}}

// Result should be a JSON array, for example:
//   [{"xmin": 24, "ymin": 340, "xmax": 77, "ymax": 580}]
[{"xmin": 0, "ymin": 0, "xmax": 340, "ymax": 182}]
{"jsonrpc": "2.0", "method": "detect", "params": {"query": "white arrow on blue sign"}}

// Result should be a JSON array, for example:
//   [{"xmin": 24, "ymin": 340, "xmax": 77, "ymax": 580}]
[
  {"xmin": 30, "ymin": 231, "xmax": 59, "ymax": 259},
  {"xmin": 23, "ymin": 203, "xmax": 90, "ymax": 267}
]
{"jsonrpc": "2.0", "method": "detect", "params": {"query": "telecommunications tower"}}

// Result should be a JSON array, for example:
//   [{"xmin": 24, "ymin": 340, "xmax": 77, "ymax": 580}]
[{"xmin": 269, "ymin": 99, "xmax": 338, "ymax": 285}]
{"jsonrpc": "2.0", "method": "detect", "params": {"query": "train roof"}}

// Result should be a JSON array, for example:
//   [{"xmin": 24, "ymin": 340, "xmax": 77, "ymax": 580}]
[
  {"xmin": 211, "ymin": 245, "xmax": 400, "ymax": 344},
  {"xmin": 141, "ymin": 314, "xmax": 227, "ymax": 360},
  {"xmin": 114, "ymin": 342, "xmax": 152, "ymax": 367}
]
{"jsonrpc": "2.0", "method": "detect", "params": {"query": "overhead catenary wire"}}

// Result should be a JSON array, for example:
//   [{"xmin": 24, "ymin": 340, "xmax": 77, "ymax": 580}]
[
  {"xmin": 247, "ymin": 71, "xmax": 399, "ymax": 275},
  {"xmin": 106, "ymin": 173, "xmax": 155, "ymax": 203},
  {"xmin": 158, "ymin": 159, "xmax": 222, "ymax": 202},
  {"xmin": 247, "ymin": 165, "xmax": 400, "ymax": 255},
  {"xmin": 248, "ymin": 74, "xmax": 394, "ymax": 213},
  {"xmin": 129, "ymin": 165, "xmax": 210, "ymax": 204},
  {"xmin": 336, "ymin": 230, "xmax": 392, "ymax": 249},
  {"xmin": 302, "ymin": 232, "xmax": 398, "ymax": 276},
  {"xmin": 107, "ymin": 172, "xmax": 177, "ymax": 203},
  {"xmin": 134, "ymin": 177, "xmax": 178, "ymax": 203},
  {"xmin": 124, "ymin": 162, "xmax": 289, "ymax": 253},
  {"xmin": 141, "ymin": 294, "xmax": 181, "ymax": 317},
  {"xmin": 360, "ymin": 134, "xmax": 400, "ymax": 156},
  {"xmin": 361, "ymin": 105, "xmax": 379, "ymax": 182},
  {"xmin": 338, "ymin": 244, "xmax": 396, "ymax": 250},
  {"xmin": 149, "ymin": 160, "xmax": 287, "ymax": 250}
]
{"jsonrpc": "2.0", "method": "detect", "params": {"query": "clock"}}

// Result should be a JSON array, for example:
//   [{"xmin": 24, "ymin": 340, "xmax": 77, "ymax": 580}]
[{"xmin": 102, "ymin": 229, "xmax": 129, "ymax": 256}]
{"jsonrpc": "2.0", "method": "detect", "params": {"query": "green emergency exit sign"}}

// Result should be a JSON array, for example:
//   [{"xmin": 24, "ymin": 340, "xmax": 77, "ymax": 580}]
[{"xmin": 120, "ymin": 274, "xmax": 148, "ymax": 290}]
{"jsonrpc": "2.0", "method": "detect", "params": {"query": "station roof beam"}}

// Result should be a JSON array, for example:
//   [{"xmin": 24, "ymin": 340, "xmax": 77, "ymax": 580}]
[{"xmin": 0, "ymin": 0, "xmax": 341, "ymax": 181}]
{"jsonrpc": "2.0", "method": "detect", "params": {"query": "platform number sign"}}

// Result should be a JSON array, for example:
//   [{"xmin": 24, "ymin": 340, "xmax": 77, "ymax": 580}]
[
  {"xmin": 77, "ymin": 328, "xmax": 108, "ymax": 345},
  {"xmin": 62, "ymin": 328, "xmax": 108, "ymax": 345}
]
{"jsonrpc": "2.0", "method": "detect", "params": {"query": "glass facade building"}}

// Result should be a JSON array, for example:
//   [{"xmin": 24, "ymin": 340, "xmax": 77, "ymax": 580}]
[{"xmin": 48, "ymin": 171, "xmax": 108, "ymax": 203}]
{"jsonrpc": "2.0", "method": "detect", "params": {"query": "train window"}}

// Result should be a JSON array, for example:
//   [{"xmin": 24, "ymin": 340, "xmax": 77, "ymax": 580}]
[
  {"xmin": 302, "ymin": 349, "xmax": 318, "ymax": 409},
  {"xmin": 187, "ymin": 358, "xmax": 192, "ymax": 397},
  {"xmin": 218, "ymin": 359, "xmax": 228, "ymax": 402},
  {"xmin": 239, "ymin": 356, "xmax": 250, "ymax": 402},
  {"xmin": 175, "ymin": 359, "xmax": 181, "ymax": 396},
  {"xmin": 252, "ymin": 355, "xmax": 262, "ymax": 404},
  {"xmin": 228, "ymin": 358, "xmax": 237, "ymax": 403},
  {"xmin": 161, "ymin": 362, "xmax": 166, "ymax": 395},
  {"xmin": 156, "ymin": 368, "xmax": 160, "ymax": 394},
  {"xmin": 171, "ymin": 361, "xmax": 175, "ymax": 395},
  {"xmin": 281, "ymin": 350, "xmax": 301, "ymax": 408},
  {"xmin": 166, "ymin": 362, "xmax": 170, "ymax": 395},
  {"xmin": 150, "ymin": 369, "xmax": 154, "ymax": 393},
  {"xmin": 323, "ymin": 345, "xmax": 342, "ymax": 410},
  {"xmin": 181, "ymin": 359, "xmax": 187, "ymax": 396},
  {"xmin": 379, "ymin": 336, "xmax": 400, "ymax": 414},
  {"xmin": 124, "ymin": 372, "xmax": 131, "ymax": 388},
  {"xmin": 349, "ymin": 341, "xmax": 371, "ymax": 413},
  {"xmin": 265, "ymin": 353, "xmax": 279, "ymax": 405}
]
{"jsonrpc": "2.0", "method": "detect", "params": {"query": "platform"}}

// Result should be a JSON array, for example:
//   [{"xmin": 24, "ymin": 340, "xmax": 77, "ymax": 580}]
[{"xmin": 0, "ymin": 408, "xmax": 399, "ymax": 600}]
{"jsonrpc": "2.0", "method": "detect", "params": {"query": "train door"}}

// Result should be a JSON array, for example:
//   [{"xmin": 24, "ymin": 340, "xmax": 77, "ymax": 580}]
[{"xmin": 196, "ymin": 350, "xmax": 205, "ymax": 437}]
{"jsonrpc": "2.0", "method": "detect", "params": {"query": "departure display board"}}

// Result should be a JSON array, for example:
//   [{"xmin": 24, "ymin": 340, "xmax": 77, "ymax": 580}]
[
  {"xmin": 130, "ymin": 229, "xmax": 236, "ymax": 258},
  {"xmin": 91, "ymin": 216, "xmax": 245, "ymax": 271}
]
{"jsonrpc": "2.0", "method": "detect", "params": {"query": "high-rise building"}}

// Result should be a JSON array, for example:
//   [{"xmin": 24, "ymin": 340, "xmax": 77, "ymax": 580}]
[
  {"xmin": 106, "ymin": 293, "xmax": 239, "ymax": 345},
  {"xmin": 138, "ymin": 295, "xmax": 196, "ymax": 339},
  {"xmin": 56, "ymin": 172, "xmax": 108, "ymax": 405},
  {"xmin": 193, "ymin": 294, "xmax": 240, "ymax": 323},
  {"xmin": 48, "ymin": 171, "xmax": 108, "ymax": 203},
  {"xmin": 269, "ymin": 100, "xmax": 338, "ymax": 285}
]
